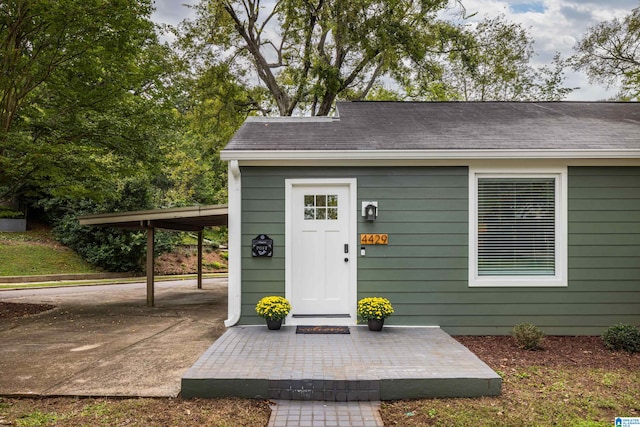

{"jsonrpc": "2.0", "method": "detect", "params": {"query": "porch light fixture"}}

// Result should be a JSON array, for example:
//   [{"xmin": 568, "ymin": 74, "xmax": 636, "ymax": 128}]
[{"xmin": 363, "ymin": 202, "xmax": 378, "ymax": 221}]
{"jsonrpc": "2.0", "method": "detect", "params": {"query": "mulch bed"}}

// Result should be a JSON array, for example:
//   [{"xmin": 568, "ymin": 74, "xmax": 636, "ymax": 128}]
[
  {"xmin": 0, "ymin": 302, "xmax": 56, "ymax": 319},
  {"xmin": 455, "ymin": 335, "xmax": 639, "ymax": 370}
]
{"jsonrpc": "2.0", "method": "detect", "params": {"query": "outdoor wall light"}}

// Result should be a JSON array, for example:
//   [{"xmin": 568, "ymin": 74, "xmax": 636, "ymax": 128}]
[{"xmin": 362, "ymin": 201, "xmax": 378, "ymax": 221}]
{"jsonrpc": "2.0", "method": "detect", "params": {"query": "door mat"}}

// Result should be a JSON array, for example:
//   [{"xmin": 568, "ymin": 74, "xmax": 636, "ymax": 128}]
[{"xmin": 296, "ymin": 326, "xmax": 350, "ymax": 334}]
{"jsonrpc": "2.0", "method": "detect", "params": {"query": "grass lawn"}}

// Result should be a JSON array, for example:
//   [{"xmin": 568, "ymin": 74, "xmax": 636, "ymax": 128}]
[
  {"xmin": 0, "ymin": 397, "xmax": 270, "ymax": 427},
  {"xmin": 0, "ymin": 231, "xmax": 99, "ymax": 276},
  {"xmin": 380, "ymin": 336, "xmax": 640, "ymax": 426},
  {"xmin": 380, "ymin": 367, "xmax": 639, "ymax": 426},
  {"xmin": 1, "ymin": 365, "xmax": 636, "ymax": 426}
]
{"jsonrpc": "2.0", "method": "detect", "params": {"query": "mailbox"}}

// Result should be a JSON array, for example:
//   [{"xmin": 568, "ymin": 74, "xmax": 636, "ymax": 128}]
[{"xmin": 252, "ymin": 234, "xmax": 273, "ymax": 257}]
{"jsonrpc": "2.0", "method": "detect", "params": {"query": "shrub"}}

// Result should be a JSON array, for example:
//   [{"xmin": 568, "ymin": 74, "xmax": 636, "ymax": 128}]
[
  {"xmin": 46, "ymin": 180, "xmax": 179, "ymax": 272},
  {"xmin": 255, "ymin": 296, "xmax": 291, "ymax": 320},
  {"xmin": 357, "ymin": 297, "xmax": 394, "ymax": 321},
  {"xmin": 512, "ymin": 323, "xmax": 545, "ymax": 350},
  {"xmin": 602, "ymin": 323, "xmax": 640, "ymax": 353},
  {"xmin": 0, "ymin": 207, "xmax": 24, "ymax": 219}
]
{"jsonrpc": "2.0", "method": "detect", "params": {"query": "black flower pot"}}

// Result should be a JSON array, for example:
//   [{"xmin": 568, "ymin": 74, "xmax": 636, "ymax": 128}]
[
  {"xmin": 266, "ymin": 318, "xmax": 283, "ymax": 330},
  {"xmin": 367, "ymin": 318, "xmax": 384, "ymax": 331}
]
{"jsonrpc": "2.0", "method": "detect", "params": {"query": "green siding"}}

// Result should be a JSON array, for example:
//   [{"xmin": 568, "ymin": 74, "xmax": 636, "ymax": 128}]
[
  {"xmin": 238, "ymin": 165, "xmax": 640, "ymax": 335},
  {"xmin": 565, "ymin": 166, "xmax": 640, "ymax": 335},
  {"xmin": 239, "ymin": 166, "xmax": 468, "ymax": 325}
]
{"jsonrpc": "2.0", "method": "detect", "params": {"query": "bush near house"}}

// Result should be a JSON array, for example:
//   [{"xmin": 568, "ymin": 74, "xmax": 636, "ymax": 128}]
[
  {"xmin": 512, "ymin": 323, "xmax": 545, "ymax": 351},
  {"xmin": 602, "ymin": 324, "xmax": 640, "ymax": 353}
]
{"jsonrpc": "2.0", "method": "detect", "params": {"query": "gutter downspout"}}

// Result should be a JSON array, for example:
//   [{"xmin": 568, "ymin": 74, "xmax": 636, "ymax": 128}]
[{"xmin": 224, "ymin": 160, "xmax": 242, "ymax": 327}]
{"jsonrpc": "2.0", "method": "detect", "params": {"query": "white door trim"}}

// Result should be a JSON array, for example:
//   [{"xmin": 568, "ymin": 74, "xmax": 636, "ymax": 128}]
[{"xmin": 285, "ymin": 178, "xmax": 358, "ymax": 325}]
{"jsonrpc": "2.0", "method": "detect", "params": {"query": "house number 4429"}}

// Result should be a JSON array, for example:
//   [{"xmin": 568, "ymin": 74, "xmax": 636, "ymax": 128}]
[{"xmin": 360, "ymin": 234, "xmax": 388, "ymax": 245}]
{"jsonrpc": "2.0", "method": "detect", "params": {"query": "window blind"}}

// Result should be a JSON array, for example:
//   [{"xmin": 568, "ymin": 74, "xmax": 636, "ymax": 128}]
[{"xmin": 477, "ymin": 178, "xmax": 555, "ymax": 276}]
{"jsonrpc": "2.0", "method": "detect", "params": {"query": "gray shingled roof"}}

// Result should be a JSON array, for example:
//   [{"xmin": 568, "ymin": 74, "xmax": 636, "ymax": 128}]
[{"xmin": 222, "ymin": 101, "xmax": 640, "ymax": 155}]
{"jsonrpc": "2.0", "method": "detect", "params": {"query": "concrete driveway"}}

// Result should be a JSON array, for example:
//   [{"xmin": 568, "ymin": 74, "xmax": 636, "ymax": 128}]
[{"xmin": 0, "ymin": 279, "xmax": 228, "ymax": 397}]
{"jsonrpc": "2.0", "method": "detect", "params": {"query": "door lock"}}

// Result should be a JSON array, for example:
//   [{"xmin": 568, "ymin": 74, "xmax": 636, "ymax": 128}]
[{"xmin": 344, "ymin": 258, "xmax": 349, "ymax": 262}]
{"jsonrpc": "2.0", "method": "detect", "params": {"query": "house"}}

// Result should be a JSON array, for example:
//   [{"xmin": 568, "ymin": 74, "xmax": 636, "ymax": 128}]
[{"xmin": 220, "ymin": 101, "xmax": 640, "ymax": 335}]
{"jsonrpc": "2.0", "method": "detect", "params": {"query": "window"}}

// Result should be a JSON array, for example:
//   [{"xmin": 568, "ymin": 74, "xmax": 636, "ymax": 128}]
[
  {"xmin": 304, "ymin": 194, "xmax": 338, "ymax": 220},
  {"xmin": 469, "ymin": 168, "xmax": 567, "ymax": 287}
]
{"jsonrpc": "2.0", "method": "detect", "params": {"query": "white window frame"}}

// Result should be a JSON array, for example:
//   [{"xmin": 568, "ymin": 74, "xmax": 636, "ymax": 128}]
[{"xmin": 469, "ymin": 166, "xmax": 568, "ymax": 287}]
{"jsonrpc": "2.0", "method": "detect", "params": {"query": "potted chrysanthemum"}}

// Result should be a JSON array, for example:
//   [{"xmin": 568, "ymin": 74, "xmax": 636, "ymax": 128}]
[
  {"xmin": 255, "ymin": 296, "xmax": 291, "ymax": 330},
  {"xmin": 357, "ymin": 297, "xmax": 394, "ymax": 331}
]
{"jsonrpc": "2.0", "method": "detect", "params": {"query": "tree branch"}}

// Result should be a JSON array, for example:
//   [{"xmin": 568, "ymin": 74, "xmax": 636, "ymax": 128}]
[
  {"xmin": 286, "ymin": 0, "xmax": 324, "ymax": 115},
  {"xmin": 222, "ymin": 1, "xmax": 291, "ymax": 115}
]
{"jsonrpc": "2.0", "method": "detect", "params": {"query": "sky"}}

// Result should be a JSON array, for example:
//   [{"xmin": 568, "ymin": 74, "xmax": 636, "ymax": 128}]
[{"xmin": 151, "ymin": 0, "xmax": 639, "ymax": 101}]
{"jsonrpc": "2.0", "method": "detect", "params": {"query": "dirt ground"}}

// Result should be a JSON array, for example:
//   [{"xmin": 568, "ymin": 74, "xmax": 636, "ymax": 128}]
[
  {"xmin": 155, "ymin": 247, "xmax": 227, "ymax": 275},
  {"xmin": 455, "ymin": 335, "xmax": 639, "ymax": 370},
  {"xmin": 0, "ymin": 301, "xmax": 55, "ymax": 318}
]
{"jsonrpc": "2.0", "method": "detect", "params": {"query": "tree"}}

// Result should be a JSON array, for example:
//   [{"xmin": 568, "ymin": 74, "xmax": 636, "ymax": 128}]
[
  {"xmin": 0, "ymin": 0, "xmax": 177, "ymax": 204},
  {"xmin": 164, "ymin": 64, "xmax": 261, "ymax": 206},
  {"xmin": 180, "ymin": 0, "xmax": 470, "ymax": 116},
  {"xmin": 441, "ymin": 16, "xmax": 573, "ymax": 101},
  {"xmin": 572, "ymin": 5, "xmax": 640, "ymax": 100}
]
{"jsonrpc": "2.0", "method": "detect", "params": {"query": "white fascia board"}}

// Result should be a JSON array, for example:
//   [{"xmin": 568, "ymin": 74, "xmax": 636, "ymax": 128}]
[{"xmin": 220, "ymin": 149, "xmax": 640, "ymax": 162}]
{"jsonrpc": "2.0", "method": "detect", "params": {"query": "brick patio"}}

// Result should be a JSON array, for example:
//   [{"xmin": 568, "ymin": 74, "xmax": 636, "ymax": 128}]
[{"xmin": 181, "ymin": 326, "xmax": 501, "ymax": 401}]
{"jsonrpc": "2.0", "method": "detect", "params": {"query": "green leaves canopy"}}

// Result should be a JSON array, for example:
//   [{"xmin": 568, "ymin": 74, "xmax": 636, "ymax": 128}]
[
  {"xmin": 0, "ymin": 0, "xmax": 176, "ymax": 203},
  {"xmin": 442, "ymin": 16, "xmax": 573, "ymax": 101},
  {"xmin": 180, "ymin": 0, "xmax": 468, "ymax": 116},
  {"xmin": 572, "ymin": 5, "xmax": 640, "ymax": 101}
]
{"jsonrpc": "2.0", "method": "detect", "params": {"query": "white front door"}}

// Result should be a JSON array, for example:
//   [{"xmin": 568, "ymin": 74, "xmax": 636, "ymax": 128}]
[{"xmin": 286, "ymin": 179, "xmax": 356, "ymax": 325}]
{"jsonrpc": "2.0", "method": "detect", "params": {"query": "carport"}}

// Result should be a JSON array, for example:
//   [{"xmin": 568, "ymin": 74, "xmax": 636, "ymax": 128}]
[{"xmin": 79, "ymin": 205, "xmax": 228, "ymax": 306}]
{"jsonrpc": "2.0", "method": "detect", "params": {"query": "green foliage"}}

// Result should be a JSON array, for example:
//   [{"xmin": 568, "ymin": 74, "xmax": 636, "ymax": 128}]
[
  {"xmin": 180, "ymin": 0, "xmax": 469, "ymax": 116},
  {"xmin": 357, "ymin": 297, "xmax": 395, "ymax": 321},
  {"xmin": 1, "ymin": 0, "xmax": 179, "ymax": 206},
  {"xmin": 442, "ymin": 16, "xmax": 573, "ymax": 101},
  {"xmin": 180, "ymin": 2, "xmax": 573, "ymax": 114},
  {"xmin": 572, "ymin": 6, "xmax": 640, "ymax": 100},
  {"xmin": 204, "ymin": 261, "xmax": 224, "ymax": 270},
  {"xmin": 0, "ymin": 207, "xmax": 24, "ymax": 219},
  {"xmin": 602, "ymin": 323, "xmax": 640, "ymax": 353},
  {"xmin": 255, "ymin": 296, "xmax": 291, "ymax": 320},
  {"xmin": 512, "ymin": 323, "xmax": 545, "ymax": 351},
  {"xmin": 15, "ymin": 410, "xmax": 58, "ymax": 427},
  {"xmin": 164, "ymin": 64, "xmax": 251, "ymax": 206},
  {"xmin": 48, "ymin": 180, "xmax": 180, "ymax": 273}
]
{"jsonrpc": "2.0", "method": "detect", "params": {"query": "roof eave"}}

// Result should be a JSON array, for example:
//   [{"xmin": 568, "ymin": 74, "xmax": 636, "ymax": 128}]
[{"xmin": 220, "ymin": 149, "xmax": 640, "ymax": 162}]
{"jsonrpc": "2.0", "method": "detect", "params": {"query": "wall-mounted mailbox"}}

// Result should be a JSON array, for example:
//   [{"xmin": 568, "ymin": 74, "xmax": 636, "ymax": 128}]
[{"xmin": 252, "ymin": 234, "xmax": 274, "ymax": 257}]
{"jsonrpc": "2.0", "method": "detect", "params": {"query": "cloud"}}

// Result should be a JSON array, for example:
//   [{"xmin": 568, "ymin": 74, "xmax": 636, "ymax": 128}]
[{"xmin": 151, "ymin": 0, "xmax": 196, "ymax": 27}]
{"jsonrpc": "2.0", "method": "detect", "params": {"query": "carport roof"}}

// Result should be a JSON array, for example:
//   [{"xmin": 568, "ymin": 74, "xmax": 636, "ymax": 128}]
[{"xmin": 78, "ymin": 205, "xmax": 228, "ymax": 231}]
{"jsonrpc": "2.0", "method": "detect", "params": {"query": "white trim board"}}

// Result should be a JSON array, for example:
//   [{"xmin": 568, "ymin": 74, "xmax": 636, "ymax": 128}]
[
  {"xmin": 221, "ymin": 149, "xmax": 640, "ymax": 162},
  {"xmin": 468, "ymin": 166, "xmax": 568, "ymax": 288},
  {"xmin": 229, "ymin": 158, "xmax": 640, "ymax": 168}
]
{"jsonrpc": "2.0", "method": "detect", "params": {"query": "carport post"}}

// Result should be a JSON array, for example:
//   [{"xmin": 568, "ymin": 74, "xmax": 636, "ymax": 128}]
[
  {"xmin": 197, "ymin": 230, "xmax": 203, "ymax": 289},
  {"xmin": 146, "ymin": 225, "xmax": 155, "ymax": 307}
]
